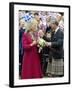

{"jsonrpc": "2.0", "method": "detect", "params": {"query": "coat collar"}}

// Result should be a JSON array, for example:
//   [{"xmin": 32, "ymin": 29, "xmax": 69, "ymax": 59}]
[{"xmin": 54, "ymin": 27, "xmax": 59, "ymax": 34}]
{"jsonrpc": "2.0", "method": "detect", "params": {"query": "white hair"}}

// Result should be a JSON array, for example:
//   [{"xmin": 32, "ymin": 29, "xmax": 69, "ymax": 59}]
[{"xmin": 25, "ymin": 18, "xmax": 38, "ymax": 32}]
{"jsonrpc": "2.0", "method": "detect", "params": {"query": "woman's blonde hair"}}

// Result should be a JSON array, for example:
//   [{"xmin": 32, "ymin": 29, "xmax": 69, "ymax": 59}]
[{"xmin": 25, "ymin": 18, "xmax": 38, "ymax": 32}]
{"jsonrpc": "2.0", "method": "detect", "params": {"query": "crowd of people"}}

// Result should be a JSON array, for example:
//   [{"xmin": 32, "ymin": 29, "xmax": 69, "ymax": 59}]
[{"xmin": 19, "ymin": 10, "xmax": 64, "ymax": 79}]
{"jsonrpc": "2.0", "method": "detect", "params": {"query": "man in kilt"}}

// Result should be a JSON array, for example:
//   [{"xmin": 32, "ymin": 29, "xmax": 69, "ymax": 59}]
[{"xmin": 45, "ymin": 18, "xmax": 64, "ymax": 77}]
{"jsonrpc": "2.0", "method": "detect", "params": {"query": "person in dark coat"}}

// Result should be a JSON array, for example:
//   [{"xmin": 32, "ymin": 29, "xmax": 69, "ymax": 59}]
[
  {"xmin": 19, "ymin": 19, "xmax": 26, "ymax": 77},
  {"xmin": 45, "ymin": 19, "xmax": 64, "ymax": 77}
]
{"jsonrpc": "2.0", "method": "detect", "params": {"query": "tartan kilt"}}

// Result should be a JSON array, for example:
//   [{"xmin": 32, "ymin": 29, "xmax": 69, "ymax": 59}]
[
  {"xmin": 46, "ymin": 58, "xmax": 64, "ymax": 75},
  {"xmin": 51, "ymin": 58, "xmax": 64, "ymax": 75}
]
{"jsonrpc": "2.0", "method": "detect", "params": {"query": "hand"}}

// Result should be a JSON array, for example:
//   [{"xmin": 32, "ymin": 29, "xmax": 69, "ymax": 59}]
[
  {"xmin": 36, "ymin": 39, "xmax": 39, "ymax": 44},
  {"xmin": 45, "ymin": 42, "xmax": 48, "ymax": 47},
  {"xmin": 30, "ymin": 41, "xmax": 37, "ymax": 46},
  {"xmin": 45, "ymin": 42, "xmax": 51, "ymax": 47}
]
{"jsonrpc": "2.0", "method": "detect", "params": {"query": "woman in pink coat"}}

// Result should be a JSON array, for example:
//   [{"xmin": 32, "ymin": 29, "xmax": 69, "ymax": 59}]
[{"xmin": 21, "ymin": 19, "xmax": 43, "ymax": 79}]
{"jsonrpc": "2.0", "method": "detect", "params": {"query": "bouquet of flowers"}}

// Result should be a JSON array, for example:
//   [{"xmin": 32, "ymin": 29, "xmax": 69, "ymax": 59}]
[
  {"xmin": 37, "ymin": 37, "xmax": 46, "ymax": 53},
  {"xmin": 37, "ymin": 30, "xmax": 46, "ymax": 53}
]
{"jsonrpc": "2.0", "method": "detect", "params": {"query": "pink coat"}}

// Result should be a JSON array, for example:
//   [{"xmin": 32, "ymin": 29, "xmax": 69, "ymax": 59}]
[{"xmin": 21, "ymin": 32, "xmax": 42, "ymax": 79}]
